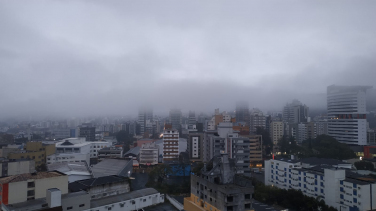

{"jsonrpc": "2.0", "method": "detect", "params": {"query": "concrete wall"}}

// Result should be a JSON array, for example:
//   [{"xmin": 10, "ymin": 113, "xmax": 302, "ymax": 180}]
[
  {"xmin": 62, "ymin": 193, "xmax": 91, "ymax": 211},
  {"xmin": 35, "ymin": 175, "xmax": 68, "ymax": 199},
  {"xmin": 7, "ymin": 160, "xmax": 35, "ymax": 176},
  {"xmin": 8, "ymin": 181, "xmax": 27, "ymax": 204}
]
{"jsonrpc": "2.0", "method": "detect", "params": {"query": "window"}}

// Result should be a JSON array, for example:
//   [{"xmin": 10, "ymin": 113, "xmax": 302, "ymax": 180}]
[
  {"xmin": 108, "ymin": 207, "xmax": 112, "ymax": 210},
  {"xmin": 67, "ymin": 207, "xmax": 73, "ymax": 210},
  {"xmin": 131, "ymin": 200, "xmax": 135, "ymax": 205},
  {"xmin": 28, "ymin": 182, "xmax": 35, "ymax": 188},
  {"xmin": 27, "ymin": 190, "xmax": 35, "ymax": 196},
  {"xmin": 79, "ymin": 204, "xmax": 85, "ymax": 207},
  {"xmin": 245, "ymin": 194, "xmax": 251, "ymax": 199}
]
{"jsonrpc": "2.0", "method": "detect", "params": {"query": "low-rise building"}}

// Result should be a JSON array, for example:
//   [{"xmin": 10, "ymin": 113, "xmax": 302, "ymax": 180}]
[
  {"xmin": 0, "ymin": 171, "xmax": 68, "ymax": 205},
  {"xmin": 184, "ymin": 153, "xmax": 254, "ymax": 211},
  {"xmin": 0, "ymin": 159, "xmax": 35, "ymax": 177},
  {"xmin": 68, "ymin": 175, "xmax": 130, "ymax": 200},
  {"xmin": 265, "ymin": 157, "xmax": 376, "ymax": 211},
  {"xmin": 47, "ymin": 138, "xmax": 111, "ymax": 165},
  {"xmin": 139, "ymin": 142, "xmax": 158, "ymax": 166},
  {"xmin": 97, "ymin": 147, "xmax": 123, "ymax": 162}
]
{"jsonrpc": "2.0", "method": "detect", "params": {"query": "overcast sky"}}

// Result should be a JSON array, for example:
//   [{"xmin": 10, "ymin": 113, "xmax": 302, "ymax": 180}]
[{"xmin": 1, "ymin": 1, "xmax": 376, "ymax": 119}]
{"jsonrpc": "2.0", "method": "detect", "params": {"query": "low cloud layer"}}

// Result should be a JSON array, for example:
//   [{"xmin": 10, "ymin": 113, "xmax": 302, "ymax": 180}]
[{"xmin": 1, "ymin": 1, "xmax": 376, "ymax": 119}]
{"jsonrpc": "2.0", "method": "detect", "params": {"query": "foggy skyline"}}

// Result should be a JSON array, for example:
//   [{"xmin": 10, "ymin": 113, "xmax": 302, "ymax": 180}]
[{"xmin": 1, "ymin": 1, "xmax": 376, "ymax": 118}]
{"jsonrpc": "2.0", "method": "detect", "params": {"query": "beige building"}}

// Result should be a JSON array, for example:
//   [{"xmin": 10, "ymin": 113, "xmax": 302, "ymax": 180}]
[
  {"xmin": 249, "ymin": 135, "xmax": 263, "ymax": 167},
  {"xmin": 8, "ymin": 142, "xmax": 55, "ymax": 169},
  {"xmin": 0, "ymin": 171, "xmax": 68, "ymax": 205},
  {"xmin": 0, "ymin": 159, "xmax": 35, "ymax": 177},
  {"xmin": 270, "ymin": 121, "xmax": 284, "ymax": 153},
  {"xmin": 139, "ymin": 142, "xmax": 159, "ymax": 166}
]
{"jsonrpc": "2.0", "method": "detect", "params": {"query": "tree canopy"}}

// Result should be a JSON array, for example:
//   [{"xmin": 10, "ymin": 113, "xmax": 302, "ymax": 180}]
[{"xmin": 278, "ymin": 135, "xmax": 357, "ymax": 160}]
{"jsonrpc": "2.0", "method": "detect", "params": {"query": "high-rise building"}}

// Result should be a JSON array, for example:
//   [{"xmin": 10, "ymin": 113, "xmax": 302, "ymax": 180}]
[
  {"xmin": 79, "ymin": 125, "xmax": 96, "ymax": 142},
  {"xmin": 188, "ymin": 111, "xmax": 196, "ymax": 128},
  {"xmin": 163, "ymin": 129, "xmax": 179, "ymax": 161},
  {"xmin": 283, "ymin": 100, "xmax": 309, "ymax": 124},
  {"xmin": 187, "ymin": 132, "xmax": 204, "ymax": 162},
  {"xmin": 327, "ymin": 85, "xmax": 372, "ymax": 145},
  {"xmin": 169, "ymin": 109, "xmax": 182, "ymax": 131},
  {"xmin": 236, "ymin": 101, "xmax": 250, "ymax": 125},
  {"xmin": 250, "ymin": 108, "xmax": 266, "ymax": 134},
  {"xmin": 138, "ymin": 107, "xmax": 153, "ymax": 135},
  {"xmin": 270, "ymin": 121, "xmax": 284, "ymax": 153}
]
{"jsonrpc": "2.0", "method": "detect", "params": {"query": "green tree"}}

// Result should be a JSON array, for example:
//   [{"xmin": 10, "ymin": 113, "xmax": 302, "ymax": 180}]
[{"xmin": 354, "ymin": 160, "xmax": 375, "ymax": 171}]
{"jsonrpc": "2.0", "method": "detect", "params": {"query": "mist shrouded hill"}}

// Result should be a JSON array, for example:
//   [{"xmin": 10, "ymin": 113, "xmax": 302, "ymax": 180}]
[{"xmin": 0, "ymin": 1, "xmax": 376, "ymax": 119}]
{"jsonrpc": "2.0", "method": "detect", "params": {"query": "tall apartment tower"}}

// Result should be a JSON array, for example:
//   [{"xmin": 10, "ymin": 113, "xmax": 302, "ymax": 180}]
[
  {"xmin": 188, "ymin": 111, "xmax": 196, "ymax": 128},
  {"xmin": 236, "ymin": 101, "xmax": 250, "ymax": 125},
  {"xmin": 283, "ymin": 100, "xmax": 309, "ymax": 123},
  {"xmin": 138, "ymin": 107, "xmax": 153, "ymax": 135},
  {"xmin": 250, "ymin": 108, "xmax": 266, "ymax": 133},
  {"xmin": 270, "ymin": 121, "xmax": 284, "ymax": 153},
  {"xmin": 327, "ymin": 85, "xmax": 372, "ymax": 145},
  {"xmin": 169, "ymin": 109, "xmax": 182, "ymax": 131},
  {"xmin": 163, "ymin": 129, "xmax": 179, "ymax": 161}
]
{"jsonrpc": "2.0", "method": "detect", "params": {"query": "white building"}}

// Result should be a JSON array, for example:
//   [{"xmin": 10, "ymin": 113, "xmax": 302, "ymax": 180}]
[
  {"xmin": 139, "ymin": 142, "xmax": 159, "ymax": 166},
  {"xmin": 47, "ymin": 138, "xmax": 111, "ymax": 165},
  {"xmin": 265, "ymin": 157, "xmax": 376, "ymax": 211},
  {"xmin": 327, "ymin": 85, "xmax": 372, "ymax": 145},
  {"xmin": 85, "ymin": 188, "xmax": 164, "ymax": 211}
]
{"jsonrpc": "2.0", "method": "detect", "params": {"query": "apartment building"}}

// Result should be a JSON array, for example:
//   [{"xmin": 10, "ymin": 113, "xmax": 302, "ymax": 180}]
[
  {"xmin": 184, "ymin": 153, "xmax": 254, "ymax": 211},
  {"xmin": 163, "ymin": 129, "xmax": 179, "ymax": 161},
  {"xmin": 270, "ymin": 121, "xmax": 284, "ymax": 153},
  {"xmin": 187, "ymin": 132, "xmax": 204, "ymax": 162},
  {"xmin": 327, "ymin": 85, "xmax": 372, "ymax": 145},
  {"xmin": 8, "ymin": 142, "xmax": 55, "ymax": 169},
  {"xmin": 139, "ymin": 142, "xmax": 159, "ymax": 166},
  {"xmin": 265, "ymin": 157, "xmax": 376, "ymax": 211}
]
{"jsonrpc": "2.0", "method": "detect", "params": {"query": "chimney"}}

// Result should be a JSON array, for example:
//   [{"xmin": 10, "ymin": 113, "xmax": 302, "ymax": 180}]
[
  {"xmin": 46, "ymin": 188, "xmax": 61, "ymax": 208},
  {"xmin": 203, "ymin": 163, "xmax": 207, "ymax": 172}
]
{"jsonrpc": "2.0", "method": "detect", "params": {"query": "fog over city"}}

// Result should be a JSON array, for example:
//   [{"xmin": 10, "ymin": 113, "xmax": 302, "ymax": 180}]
[{"xmin": 1, "ymin": 1, "xmax": 376, "ymax": 119}]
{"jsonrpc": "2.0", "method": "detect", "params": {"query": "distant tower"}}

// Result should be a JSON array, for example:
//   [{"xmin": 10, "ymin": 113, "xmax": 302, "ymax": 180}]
[
  {"xmin": 169, "ymin": 109, "xmax": 182, "ymax": 131},
  {"xmin": 283, "ymin": 100, "xmax": 309, "ymax": 124},
  {"xmin": 236, "ymin": 101, "xmax": 250, "ymax": 125}
]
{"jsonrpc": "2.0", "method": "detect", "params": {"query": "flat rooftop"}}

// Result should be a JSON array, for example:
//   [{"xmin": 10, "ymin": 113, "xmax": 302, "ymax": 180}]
[{"xmin": 0, "ymin": 171, "xmax": 65, "ymax": 184}]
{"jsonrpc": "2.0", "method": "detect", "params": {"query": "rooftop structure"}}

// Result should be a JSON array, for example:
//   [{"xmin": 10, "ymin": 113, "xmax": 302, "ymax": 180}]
[
  {"xmin": 91, "ymin": 158, "xmax": 133, "ymax": 178},
  {"xmin": 47, "ymin": 162, "xmax": 92, "ymax": 183}
]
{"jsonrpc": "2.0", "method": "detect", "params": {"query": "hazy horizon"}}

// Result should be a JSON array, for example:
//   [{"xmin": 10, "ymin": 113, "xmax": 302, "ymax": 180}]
[{"xmin": 1, "ymin": 1, "xmax": 376, "ymax": 119}]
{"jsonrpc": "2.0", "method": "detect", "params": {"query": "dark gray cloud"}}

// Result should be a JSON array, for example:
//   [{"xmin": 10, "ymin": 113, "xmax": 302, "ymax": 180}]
[{"xmin": 1, "ymin": 0, "xmax": 376, "ymax": 119}]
